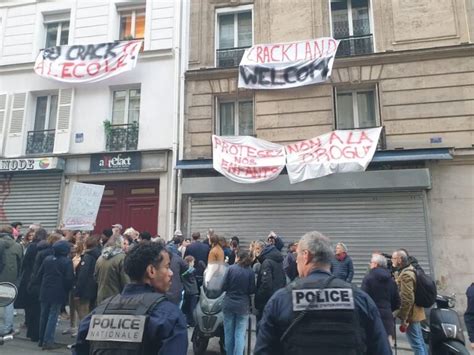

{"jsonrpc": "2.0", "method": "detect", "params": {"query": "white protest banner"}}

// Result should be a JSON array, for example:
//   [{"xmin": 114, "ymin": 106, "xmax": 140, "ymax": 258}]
[
  {"xmin": 285, "ymin": 127, "xmax": 383, "ymax": 184},
  {"xmin": 34, "ymin": 40, "xmax": 142, "ymax": 83},
  {"xmin": 62, "ymin": 182, "xmax": 105, "ymax": 230},
  {"xmin": 238, "ymin": 37, "xmax": 339, "ymax": 90},
  {"xmin": 212, "ymin": 135, "xmax": 286, "ymax": 183}
]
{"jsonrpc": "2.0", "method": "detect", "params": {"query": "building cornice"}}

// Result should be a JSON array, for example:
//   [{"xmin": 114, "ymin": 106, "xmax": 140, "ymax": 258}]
[
  {"xmin": 185, "ymin": 44, "xmax": 474, "ymax": 81},
  {"xmin": 0, "ymin": 48, "xmax": 174, "ymax": 74}
]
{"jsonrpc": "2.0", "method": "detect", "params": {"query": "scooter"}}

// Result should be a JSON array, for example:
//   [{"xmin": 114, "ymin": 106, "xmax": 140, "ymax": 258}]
[
  {"xmin": 0, "ymin": 282, "xmax": 18, "ymax": 346},
  {"xmin": 192, "ymin": 263, "xmax": 228, "ymax": 355},
  {"xmin": 421, "ymin": 294, "xmax": 470, "ymax": 355}
]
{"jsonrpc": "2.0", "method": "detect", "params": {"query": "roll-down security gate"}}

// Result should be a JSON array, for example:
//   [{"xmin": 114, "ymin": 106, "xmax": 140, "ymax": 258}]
[{"xmin": 188, "ymin": 191, "xmax": 432, "ymax": 284}]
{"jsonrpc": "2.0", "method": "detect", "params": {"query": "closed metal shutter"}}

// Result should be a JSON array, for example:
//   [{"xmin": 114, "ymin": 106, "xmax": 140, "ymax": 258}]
[
  {"xmin": 0, "ymin": 172, "xmax": 63, "ymax": 231},
  {"xmin": 188, "ymin": 191, "xmax": 431, "ymax": 284}
]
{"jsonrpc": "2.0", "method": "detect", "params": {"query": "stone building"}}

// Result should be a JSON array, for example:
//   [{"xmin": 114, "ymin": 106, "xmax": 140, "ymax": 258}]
[
  {"xmin": 179, "ymin": 0, "xmax": 474, "ymax": 309},
  {"xmin": 0, "ymin": 0, "xmax": 183, "ymax": 236}
]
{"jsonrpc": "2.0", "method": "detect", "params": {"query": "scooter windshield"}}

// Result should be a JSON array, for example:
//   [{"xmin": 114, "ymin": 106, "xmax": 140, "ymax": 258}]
[{"xmin": 203, "ymin": 263, "xmax": 228, "ymax": 299}]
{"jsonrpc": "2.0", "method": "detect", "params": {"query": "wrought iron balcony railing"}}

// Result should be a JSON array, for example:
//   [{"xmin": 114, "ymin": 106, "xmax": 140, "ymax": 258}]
[
  {"xmin": 216, "ymin": 46, "xmax": 248, "ymax": 68},
  {"xmin": 105, "ymin": 122, "xmax": 139, "ymax": 151},
  {"xmin": 336, "ymin": 34, "xmax": 374, "ymax": 57},
  {"xmin": 26, "ymin": 129, "xmax": 55, "ymax": 155}
]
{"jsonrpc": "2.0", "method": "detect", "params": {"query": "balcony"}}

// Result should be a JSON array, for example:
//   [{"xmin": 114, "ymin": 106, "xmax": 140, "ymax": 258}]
[
  {"xmin": 216, "ymin": 47, "xmax": 248, "ymax": 68},
  {"xmin": 336, "ymin": 34, "xmax": 374, "ymax": 57},
  {"xmin": 105, "ymin": 122, "xmax": 139, "ymax": 151},
  {"xmin": 26, "ymin": 129, "xmax": 55, "ymax": 155}
]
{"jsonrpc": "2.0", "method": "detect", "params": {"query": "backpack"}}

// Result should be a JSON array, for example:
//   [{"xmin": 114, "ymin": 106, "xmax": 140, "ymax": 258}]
[
  {"xmin": 281, "ymin": 276, "xmax": 366, "ymax": 355},
  {"xmin": 87, "ymin": 292, "xmax": 166, "ymax": 355},
  {"xmin": 410, "ymin": 267, "xmax": 437, "ymax": 308}
]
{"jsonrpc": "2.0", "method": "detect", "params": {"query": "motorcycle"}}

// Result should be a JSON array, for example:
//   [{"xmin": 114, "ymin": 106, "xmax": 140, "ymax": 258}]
[
  {"xmin": 0, "ymin": 282, "xmax": 18, "ymax": 345},
  {"xmin": 192, "ymin": 263, "xmax": 228, "ymax": 355},
  {"xmin": 421, "ymin": 294, "xmax": 470, "ymax": 355}
]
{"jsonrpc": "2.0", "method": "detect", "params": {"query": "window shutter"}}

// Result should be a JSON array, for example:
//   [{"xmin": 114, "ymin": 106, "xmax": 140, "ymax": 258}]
[
  {"xmin": 0, "ymin": 94, "xmax": 9, "ymax": 155},
  {"xmin": 57, "ymin": 88, "xmax": 73, "ymax": 130},
  {"xmin": 53, "ymin": 88, "xmax": 74, "ymax": 154},
  {"xmin": 8, "ymin": 93, "xmax": 27, "ymax": 134}
]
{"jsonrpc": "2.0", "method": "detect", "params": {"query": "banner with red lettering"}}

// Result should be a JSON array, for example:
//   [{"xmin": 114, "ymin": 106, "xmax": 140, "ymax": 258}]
[
  {"xmin": 34, "ymin": 40, "xmax": 142, "ymax": 83},
  {"xmin": 238, "ymin": 37, "xmax": 339, "ymax": 90},
  {"xmin": 285, "ymin": 127, "xmax": 383, "ymax": 184},
  {"xmin": 212, "ymin": 135, "xmax": 286, "ymax": 183}
]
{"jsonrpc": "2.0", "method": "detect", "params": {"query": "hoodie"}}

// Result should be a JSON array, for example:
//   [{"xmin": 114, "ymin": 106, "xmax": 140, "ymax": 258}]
[
  {"xmin": 255, "ymin": 245, "xmax": 286, "ymax": 311},
  {"xmin": 37, "ymin": 240, "xmax": 74, "ymax": 304},
  {"xmin": 0, "ymin": 232, "xmax": 23, "ymax": 284}
]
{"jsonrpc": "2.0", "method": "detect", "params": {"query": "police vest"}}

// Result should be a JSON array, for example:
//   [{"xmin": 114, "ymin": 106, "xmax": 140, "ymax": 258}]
[
  {"xmin": 281, "ymin": 275, "xmax": 366, "ymax": 355},
  {"xmin": 86, "ymin": 292, "xmax": 166, "ymax": 355}
]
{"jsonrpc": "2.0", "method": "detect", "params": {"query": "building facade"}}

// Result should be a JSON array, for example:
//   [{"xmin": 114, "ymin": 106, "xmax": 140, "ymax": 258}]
[
  {"xmin": 0, "ymin": 0, "xmax": 183, "ymax": 236},
  {"xmin": 180, "ymin": 0, "xmax": 474, "ymax": 309}
]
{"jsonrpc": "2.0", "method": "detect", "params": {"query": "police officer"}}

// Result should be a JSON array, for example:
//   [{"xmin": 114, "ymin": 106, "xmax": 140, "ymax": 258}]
[
  {"xmin": 74, "ymin": 241, "xmax": 188, "ymax": 355},
  {"xmin": 254, "ymin": 231, "xmax": 392, "ymax": 355}
]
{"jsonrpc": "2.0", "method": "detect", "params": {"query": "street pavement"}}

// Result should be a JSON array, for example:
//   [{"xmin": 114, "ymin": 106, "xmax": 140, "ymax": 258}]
[{"xmin": 1, "ymin": 309, "xmax": 422, "ymax": 355}]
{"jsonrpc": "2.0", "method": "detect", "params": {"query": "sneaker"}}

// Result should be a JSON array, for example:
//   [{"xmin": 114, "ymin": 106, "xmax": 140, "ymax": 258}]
[
  {"xmin": 42, "ymin": 343, "xmax": 63, "ymax": 350},
  {"xmin": 71, "ymin": 331, "xmax": 77, "ymax": 337},
  {"xmin": 62, "ymin": 328, "xmax": 72, "ymax": 335}
]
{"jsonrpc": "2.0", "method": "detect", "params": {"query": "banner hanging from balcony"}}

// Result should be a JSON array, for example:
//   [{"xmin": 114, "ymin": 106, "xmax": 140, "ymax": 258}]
[
  {"xmin": 285, "ymin": 127, "xmax": 383, "ymax": 184},
  {"xmin": 212, "ymin": 135, "xmax": 286, "ymax": 183},
  {"xmin": 238, "ymin": 37, "xmax": 339, "ymax": 90},
  {"xmin": 34, "ymin": 40, "xmax": 143, "ymax": 83}
]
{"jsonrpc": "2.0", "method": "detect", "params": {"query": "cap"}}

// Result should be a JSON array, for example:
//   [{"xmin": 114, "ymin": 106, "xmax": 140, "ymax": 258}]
[
  {"xmin": 112, "ymin": 223, "xmax": 123, "ymax": 230},
  {"xmin": 174, "ymin": 229, "xmax": 183, "ymax": 236}
]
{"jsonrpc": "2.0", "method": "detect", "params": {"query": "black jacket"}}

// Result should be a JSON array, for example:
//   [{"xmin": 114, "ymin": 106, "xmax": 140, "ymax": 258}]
[
  {"xmin": 75, "ymin": 246, "xmax": 101, "ymax": 301},
  {"xmin": 184, "ymin": 241, "xmax": 210, "ymax": 278},
  {"xmin": 255, "ymin": 245, "xmax": 286, "ymax": 311},
  {"xmin": 15, "ymin": 240, "xmax": 40, "ymax": 308},
  {"xmin": 28, "ymin": 241, "xmax": 53, "ymax": 296},
  {"xmin": 361, "ymin": 267, "xmax": 400, "ymax": 337},
  {"xmin": 36, "ymin": 241, "xmax": 74, "ymax": 304}
]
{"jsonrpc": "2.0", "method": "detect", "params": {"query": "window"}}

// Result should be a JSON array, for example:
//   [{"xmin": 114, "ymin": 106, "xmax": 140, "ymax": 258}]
[
  {"xmin": 112, "ymin": 89, "xmax": 141, "ymax": 124},
  {"xmin": 218, "ymin": 100, "xmax": 254, "ymax": 136},
  {"xmin": 216, "ymin": 6, "xmax": 252, "ymax": 67},
  {"xmin": 331, "ymin": 0, "xmax": 373, "ymax": 56},
  {"xmin": 45, "ymin": 21, "xmax": 69, "ymax": 48},
  {"xmin": 335, "ymin": 89, "xmax": 378, "ymax": 129},
  {"xmin": 34, "ymin": 95, "xmax": 58, "ymax": 131},
  {"xmin": 119, "ymin": 10, "xmax": 145, "ymax": 40}
]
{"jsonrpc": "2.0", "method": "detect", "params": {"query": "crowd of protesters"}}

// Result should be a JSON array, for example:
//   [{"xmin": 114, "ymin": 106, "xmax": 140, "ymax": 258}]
[{"xmin": 1, "ymin": 222, "xmax": 473, "ymax": 354}]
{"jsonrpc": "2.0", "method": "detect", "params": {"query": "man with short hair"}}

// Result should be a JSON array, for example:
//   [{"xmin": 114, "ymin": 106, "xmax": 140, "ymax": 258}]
[
  {"xmin": 283, "ymin": 242, "xmax": 298, "ymax": 281},
  {"xmin": 184, "ymin": 231, "xmax": 210, "ymax": 285},
  {"xmin": 392, "ymin": 250, "xmax": 428, "ymax": 355},
  {"xmin": 0, "ymin": 225, "xmax": 23, "ymax": 336},
  {"xmin": 255, "ymin": 231, "xmax": 391, "ymax": 355},
  {"xmin": 75, "ymin": 241, "xmax": 188, "ymax": 354}
]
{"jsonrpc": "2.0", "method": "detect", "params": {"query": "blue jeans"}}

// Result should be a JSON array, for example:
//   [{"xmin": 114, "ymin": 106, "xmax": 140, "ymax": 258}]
[
  {"xmin": 39, "ymin": 302, "xmax": 61, "ymax": 346},
  {"xmin": 0, "ymin": 302, "xmax": 14, "ymax": 335},
  {"xmin": 406, "ymin": 322, "xmax": 428, "ymax": 355},
  {"xmin": 223, "ymin": 311, "xmax": 249, "ymax": 355}
]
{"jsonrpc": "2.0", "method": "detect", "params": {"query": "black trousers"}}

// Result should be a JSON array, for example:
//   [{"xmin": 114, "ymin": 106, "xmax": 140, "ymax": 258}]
[
  {"xmin": 182, "ymin": 294, "xmax": 199, "ymax": 326},
  {"xmin": 25, "ymin": 302, "xmax": 40, "ymax": 341}
]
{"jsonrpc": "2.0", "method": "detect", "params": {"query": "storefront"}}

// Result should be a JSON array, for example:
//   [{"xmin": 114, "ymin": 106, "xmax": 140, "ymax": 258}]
[
  {"xmin": 64, "ymin": 151, "xmax": 170, "ymax": 236},
  {"xmin": 0, "ymin": 157, "xmax": 64, "ymax": 230},
  {"xmin": 180, "ymin": 162, "xmax": 441, "ymax": 284}
]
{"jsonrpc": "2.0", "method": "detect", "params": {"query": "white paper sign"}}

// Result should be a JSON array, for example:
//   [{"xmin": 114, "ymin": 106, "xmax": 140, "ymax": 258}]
[
  {"xmin": 34, "ymin": 40, "xmax": 142, "ymax": 83},
  {"xmin": 238, "ymin": 38, "xmax": 339, "ymax": 90},
  {"xmin": 212, "ymin": 135, "xmax": 286, "ymax": 183},
  {"xmin": 285, "ymin": 127, "xmax": 383, "ymax": 184},
  {"xmin": 62, "ymin": 182, "xmax": 105, "ymax": 230}
]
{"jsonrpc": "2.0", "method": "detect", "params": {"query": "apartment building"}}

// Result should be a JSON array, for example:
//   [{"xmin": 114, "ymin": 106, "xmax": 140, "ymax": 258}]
[
  {"xmin": 0, "ymin": 0, "xmax": 183, "ymax": 236},
  {"xmin": 180, "ymin": 0, "xmax": 474, "ymax": 306}
]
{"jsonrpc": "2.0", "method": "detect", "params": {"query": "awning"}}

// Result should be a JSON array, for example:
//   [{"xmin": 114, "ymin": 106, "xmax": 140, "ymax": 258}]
[{"xmin": 176, "ymin": 148, "xmax": 452, "ymax": 170}]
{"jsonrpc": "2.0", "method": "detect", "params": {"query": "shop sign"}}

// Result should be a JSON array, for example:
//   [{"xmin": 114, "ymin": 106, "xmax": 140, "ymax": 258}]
[
  {"xmin": 34, "ymin": 40, "xmax": 142, "ymax": 83},
  {"xmin": 212, "ymin": 135, "xmax": 286, "ymax": 183},
  {"xmin": 238, "ymin": 37, "xmax": 339, "ymax": 90},
  {"xmin": 0, "ymin": 157, "xmax": 64, "ymax": 172},
  {"xmin": 90, "ymin": 152, "xmax": 141, "ymax": 174}
]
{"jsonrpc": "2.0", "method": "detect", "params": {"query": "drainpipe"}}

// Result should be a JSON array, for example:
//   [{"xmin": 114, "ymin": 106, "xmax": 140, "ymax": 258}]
[
  {"xmin": 168, "ymin": 0, "xmax": 188, "ymax": 239},
  {"xmin": 175, "ymin": 0, "xmax": 189, "ymax": 233}
]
